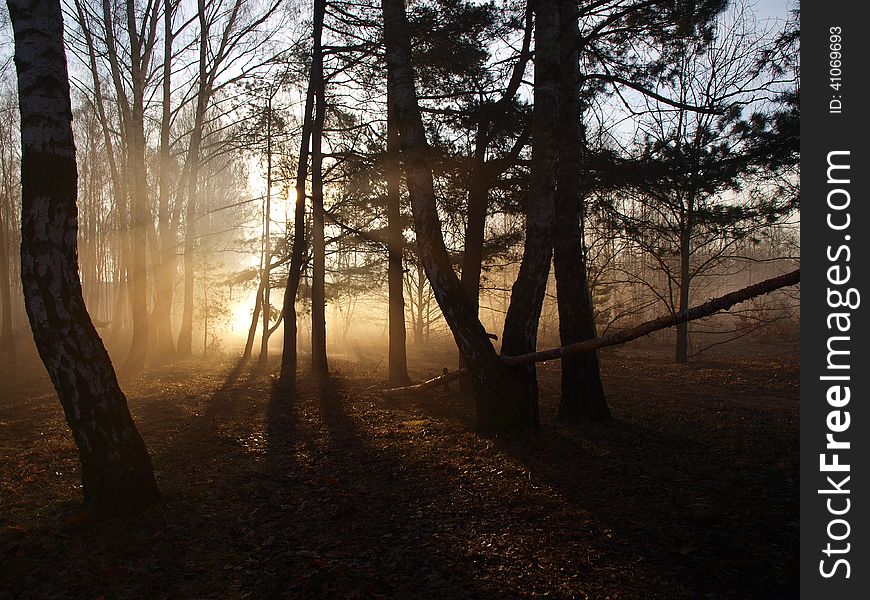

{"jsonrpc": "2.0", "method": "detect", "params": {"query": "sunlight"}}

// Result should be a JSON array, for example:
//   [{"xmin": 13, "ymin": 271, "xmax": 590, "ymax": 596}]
[{"xmin": 229, "ymin": 288, "xmax": 259, "ymax": 336}]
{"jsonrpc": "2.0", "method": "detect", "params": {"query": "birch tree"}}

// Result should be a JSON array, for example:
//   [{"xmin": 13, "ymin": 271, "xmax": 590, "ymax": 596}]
[{"xmin": 7, "ymin": 0, "xmax": 159, "ymax": 515}]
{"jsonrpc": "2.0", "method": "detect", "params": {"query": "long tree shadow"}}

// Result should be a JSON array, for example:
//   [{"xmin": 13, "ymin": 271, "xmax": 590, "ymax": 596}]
[
  {"xmin": 498, "ymin": 419, "xmax": 797, "ymax": 598},
  {"xmin": 248, "ymin": 368, "xmax": 507, "ymax": 598},
  {"xmin": 378, "ymin": 376, "xmax": 798, "ymax": 598},
  {"xmin": 1, "ymin": 355, "xmax": 796, "ymax": 599}
]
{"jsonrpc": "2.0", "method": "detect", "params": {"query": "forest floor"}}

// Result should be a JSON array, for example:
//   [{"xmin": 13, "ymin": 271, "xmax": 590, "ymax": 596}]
[{"xmin": 0, "ymin": 341, "xmax": 798, "ymax": 599}]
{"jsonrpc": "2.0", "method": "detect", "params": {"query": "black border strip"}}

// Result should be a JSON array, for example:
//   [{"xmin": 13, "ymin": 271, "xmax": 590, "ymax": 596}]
[{"xmin": 801, "ymin": 4, "xmax": 868, "ymax": 596}]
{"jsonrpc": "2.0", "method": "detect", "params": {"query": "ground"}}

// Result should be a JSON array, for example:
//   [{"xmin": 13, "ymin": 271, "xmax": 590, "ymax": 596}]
[{"xmin": 0, "ymin": 341, "xmax": 798, "ymax": 599}]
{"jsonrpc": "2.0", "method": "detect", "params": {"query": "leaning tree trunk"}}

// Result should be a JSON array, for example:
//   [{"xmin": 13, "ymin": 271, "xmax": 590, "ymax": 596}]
[
  {"xmin": 244, "ymin": 280, "xmax": 264, "ymax": 360},
  {"xmin": 457, "ymin": 10, "xmax": 531, "ymax": 388},
  {"xmin": 8, "ymin": 0, "xmax": 158, "ymax": 515},
  {"xmin": 382, "ymin": 0, "xmax": 533, "ymax": 433},
  {"xmin": 553, "ymin": 0, "xmax": 609, "ymax": 420},
  {"xmin": 310, "ymin": 0, "xmax": 329, "ymax": 375},
  {"xmin": 500, "ymin": 0, "xmax": 562, "ymax": 427},
  {"xmin": 456, "ymin": 124, "xmax": 488, "ymax": 392},
  {"xmin": 280, "ymin": 78, "xmax": 316, "ymax": 382},
  {"xmin": 384, "ymin": 269, "xmax": 801, "ymax": 396},
  {"xmin": 386, "ymin": 74, "xmax": 410, "ymax": 385}
]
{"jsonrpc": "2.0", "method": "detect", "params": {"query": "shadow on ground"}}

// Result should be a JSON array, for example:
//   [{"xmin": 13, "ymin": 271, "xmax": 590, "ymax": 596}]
[{"xmin": 0, "ymin": 351, "xmax": 798, "ymax": 599}]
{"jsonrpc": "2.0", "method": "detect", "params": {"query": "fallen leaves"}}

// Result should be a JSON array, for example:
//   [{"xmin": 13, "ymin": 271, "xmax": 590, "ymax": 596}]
[{"xmin": 0, "ymin": 349, "xmax": 798, "ymax": 599}]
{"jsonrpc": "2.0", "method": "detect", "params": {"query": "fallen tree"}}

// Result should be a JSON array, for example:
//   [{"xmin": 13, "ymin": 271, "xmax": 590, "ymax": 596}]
[{"xmin": 382, "ymin": 269, "xmax": 799, "ymax": 397}]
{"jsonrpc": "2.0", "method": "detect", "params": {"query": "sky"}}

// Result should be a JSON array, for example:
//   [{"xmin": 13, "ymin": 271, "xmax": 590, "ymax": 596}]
[{"xmin": 751, "ymin": 0, "xmax": 797, "ymax": 21}]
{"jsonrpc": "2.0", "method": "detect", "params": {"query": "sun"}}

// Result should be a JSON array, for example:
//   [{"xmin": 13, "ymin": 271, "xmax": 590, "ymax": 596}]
[{"xmin": 229, "ymin": 291, "xmax": 258, "ymax": 335}]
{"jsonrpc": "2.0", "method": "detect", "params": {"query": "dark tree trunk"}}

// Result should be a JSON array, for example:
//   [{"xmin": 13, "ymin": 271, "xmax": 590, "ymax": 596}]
[
  {"xmin": 310, "ymin": 0, "xmax": 328, "ymax": 375},
  {"xmin": 386, "ymin": 75, "xmax": 410, "ymax": 385},
  {"xmin": 8, "ymin": 0, "xmax": 159, "ymax": 515},
  {"xmin": 500, "ymin": 0, "xmax": 562, "ymax": 426},
  {"xmin": 382, "ymin": 0, "xmax": 533, "ymax": 433},
  {"xmin": 244, "ymin": 279, "xmax": 264, "ymax": 360},
  {"xmin": 280, "ymin": 78, "xmax": 316, "ymax": 382},
  {"xmin": 675, "ymin": 215, "xmax": 692, "ymax": 363},
  {"xmin": 457, "ymin": 126, "xmax": 488, "ymax": 391},
  {"xmin": 456, "ymin": 13, "xmax": 531, "ymax": 390},
  {"xmin": 459, "ymin": 139, "xmax": 488, "ymax": 312},
  {"xmin": 458, "ymin": 6, "xmax": 531, "ymax": 318},
  {"xmin": 554, "ymin": 0, "xmax": 609, "ymax": 420}
]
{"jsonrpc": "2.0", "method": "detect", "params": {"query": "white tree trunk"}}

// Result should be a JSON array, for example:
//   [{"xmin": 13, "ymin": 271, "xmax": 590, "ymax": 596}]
[{"xmin": 8, "ymin": 0, "xmax": 159, "ymax": 515}]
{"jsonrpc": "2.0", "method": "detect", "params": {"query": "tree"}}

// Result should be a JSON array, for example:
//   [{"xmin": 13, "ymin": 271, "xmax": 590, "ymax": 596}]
[
  {"xmin": 553, "ymin": 0, "xmax": 608, "ymax": 420},
  {"xmin": 280, "ymin": 79, "xmax": 315, "ymax": 381},
  {"xmin": 0, "ymin": 90, "xmax": 19, "ymax": 367},
  {"xmin": 154, "ymin": 0, "xmax": 180, "ymax": 360},
  {"xmin": 173, "ymin": 0, "xmax": 284, "ymax": 357},
  {"xmin": 7, "ymin": 0, "xmax": 159, "ymax": 515},
  {"xmin": 383, "ymin": 0, "xmax": 535, "ymax": 433},
  {"xmin": 384, "ymin": 269, "xmax": 800, "ymax": 396},
  {"xmin": 456, "ymin": 5, "xmax": 531, "ymax": 388},
  {"xmin": 310, "ymin": 0, "xmax": 329, "ymax": 375},
  {"xmin": 499, "ymin": 0, "xmax": 561, "ymax": 426},
  {"xmin": 600, "ymin": 4, "xmax": 797, "ymax": 363},
  {"xmin": 386, "ymin": 73, "xmax": 410, "ymax": 385},
  {"xmin": 101, "ymin": 0, "xmax": 160, "ymax": 369},
  {"xmin": 255, "ymin": 84, "xmax": 282, "ymax": 369}
]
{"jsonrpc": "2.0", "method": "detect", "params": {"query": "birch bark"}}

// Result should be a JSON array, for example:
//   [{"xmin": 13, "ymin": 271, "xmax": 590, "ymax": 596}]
[{"xmin": 8, "ymin": 0, "xmax": 159, "ymax": 514}]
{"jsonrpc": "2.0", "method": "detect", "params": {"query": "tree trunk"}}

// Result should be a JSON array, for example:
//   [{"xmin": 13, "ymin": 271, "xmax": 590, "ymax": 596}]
[
  {"xmin": 153, "ymin": 0, "xmax": 176, "ymax": 360},
  {"xmin": 500, "ymin": 0, "xmax": 562, "ymax": 426},
  {"xmin": 244, "ymin": 280, "xmax": 263, "ymax": 360},
  {"xmin": 382, "ymin": 0, "xmax": 533, "ymax": 433},
  {"xmin": 459, "ymin": 129, "xmax": 488, "ymax": 313},
  {"xmin": 280, "ymin": 78, "xmax": 315, "ymax": 382},
  {"xmin": 122, "ymin": 0, "xmax": 154, "ymax": 370},
  {"xmin": 177, "ymin": 0, "xmax": 210, "ymax": 357},
  {"xmin": 457, "ymin": 125, "xmax": 488, "ymax": 391},
  {"xmin": 554, "ymin": 0, "xmax": 609, "ymax": 420},
  {"xmin": 257, "ymin": 93, "xmax": 274, "ymax": 369},
  {"xmin": 124, "ymin": 98, "xmax": 150, "ymax": 369},
  {"xmin": 8, "ymin": 0, "xmax": 159, "ymax": 515},
  {"xmin": 177, "ymin": 166, "xmax": 198, "ymax": 356},
  {"xmin": 676, "ymin": 209, "xmax": 692, "ymax": 363},
  {"xmin": 386, "ymin": 75, "xmax": 410, "ymax": 385},
  {"xmin": 310, "ymin": 0, "xmax": 328, "ymax": 375},
  {"xmin": 0, "ymin": 190, "xmax": 15, "ymax": 367},
  {"xmin": 457, "ymin": 13, "xmax": 531, "ymax": 387}
]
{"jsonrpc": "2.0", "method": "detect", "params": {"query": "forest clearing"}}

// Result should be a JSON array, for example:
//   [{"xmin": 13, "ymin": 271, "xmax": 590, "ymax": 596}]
[{"xmin": 1, "ymin": 340, "xmax": 798, "ymax": 599}]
